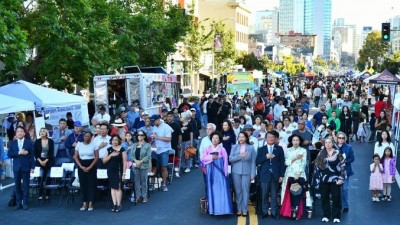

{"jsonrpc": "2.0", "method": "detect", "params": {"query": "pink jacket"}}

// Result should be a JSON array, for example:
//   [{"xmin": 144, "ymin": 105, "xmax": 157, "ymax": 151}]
[{"xmin": 201, "ymin": 144, "xmax": 229, "ymax": 176}]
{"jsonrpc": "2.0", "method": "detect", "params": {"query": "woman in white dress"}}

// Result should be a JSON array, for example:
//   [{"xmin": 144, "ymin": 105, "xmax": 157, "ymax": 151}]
[
  {"xmin": 374, "ymin": 130, "xmax": 396, "ymax": 158},
  {"xmin": 280, "ymin": 134, "xmax": 307, "ymax": 220}
]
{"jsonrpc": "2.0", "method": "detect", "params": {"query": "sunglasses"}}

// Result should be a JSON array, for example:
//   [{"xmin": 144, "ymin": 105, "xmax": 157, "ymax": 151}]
[
  {"xmin": 137, "ymin": 134, "xmax": 145, "ymax": 137},
  {"xmin": 337, "ymin": 137, "xmax": 345, "ymax": 139}
]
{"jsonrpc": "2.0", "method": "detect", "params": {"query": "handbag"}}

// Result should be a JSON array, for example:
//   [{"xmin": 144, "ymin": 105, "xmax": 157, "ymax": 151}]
[
  {"xmin": 200, "ymin": 197, "xmax": 208, "ymax": 214},
  {"xmin": 290, "ymin": 183, "xmax": 302, "ymax": 196},
  {"xmin": 184, "ymin": 146, "xmax": 197, "ymax": 159}
]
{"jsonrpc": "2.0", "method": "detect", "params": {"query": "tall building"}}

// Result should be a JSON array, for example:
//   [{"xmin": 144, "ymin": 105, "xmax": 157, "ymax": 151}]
[
  {"xmin": 332, "ymin": 19, "xmax": 357, "ymax": 64},
  {"xmin": 253, "ymin": 9, "xmax": 279, "ymax": 45},
  {"xmin": 390, "ymin": 16, "xmax": 400, "ymax": 30},
  {"xmin": 304, "ymin": 0, "xmax": 332, "ymax": 57},
  {"xmin": 356, "ymin": 26, "xmax": 372, "ymax": 53},
  {"xmin": 279, "ymin": 0, "xmax": 305, "ymax": 34}
]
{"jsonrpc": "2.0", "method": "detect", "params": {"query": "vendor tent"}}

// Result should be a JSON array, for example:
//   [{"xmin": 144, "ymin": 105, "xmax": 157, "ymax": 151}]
[
  {"xmin": 0, "ymin": 94, "xmax": 35, "ymax": 114},
  {"xmin": 0, "ymin": 80, "xmax": 86, "ymax": 109},
  {"xmin": 363, "ymin": 73, "xmax": 380, "ymax": 83},
  {"xmin": 368, "ymin": 70, "xmax": 400, "ymax": 85}
]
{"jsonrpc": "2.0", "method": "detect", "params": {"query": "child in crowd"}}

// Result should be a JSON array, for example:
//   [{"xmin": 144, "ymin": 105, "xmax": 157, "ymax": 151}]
[
  {"xmin": 381, "ymin": 147, "xmax": 396, "ymax": 201},
  {"xmin": 370, "ymin": 154, "xmax": 383, "ymax": 202},
  {"xmin": 357, "ymin": 115, "xmax": 367, "ymax": 143},
  {"xmin": 369, "ymin": 113, "xmax": 376, "ymax": 142}
]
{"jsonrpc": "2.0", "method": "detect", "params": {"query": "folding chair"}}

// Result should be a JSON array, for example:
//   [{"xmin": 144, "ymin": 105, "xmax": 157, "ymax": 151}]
[
  {"xmin": 96, "ymin": 169, "xmax": 110, "ymax": 208},
  {"xmin": 65, "ymin": 169, "xmax": 80, "ymax": 205},
  {"xmin": 122, "ymin": 168, "xmax": 136, "ymax": 205},
  {"xmin": 29, "ymin": 167, "xmax": 43, "ymax": 205},
  {"xmin": 43, "ymin": 167, "xmax": 66, "ymax": 206}
]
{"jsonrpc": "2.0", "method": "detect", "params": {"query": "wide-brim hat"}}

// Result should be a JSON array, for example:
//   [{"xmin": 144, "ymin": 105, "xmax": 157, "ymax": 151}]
[{"xmin": 112, "ymin": 118, "xmax": 126, "ymax": 127}]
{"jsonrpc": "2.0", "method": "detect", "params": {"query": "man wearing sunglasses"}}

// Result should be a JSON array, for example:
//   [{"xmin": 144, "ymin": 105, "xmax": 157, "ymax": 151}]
[{"xmin": 336, "ymin": 132, "xmax": 354, "ymax": 214}]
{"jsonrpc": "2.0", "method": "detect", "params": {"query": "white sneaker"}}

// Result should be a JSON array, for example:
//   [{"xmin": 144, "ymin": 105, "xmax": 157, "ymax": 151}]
[
  {"xmin": 333, "ymin": 218, "xmax": 340, "ymax": 223},
  {"xmin": 184, "ymin": 168, "xmax": 191, "ymax": 173},
  {"xmin": 375, "ymin": 197, "xmax": 380, "ymax": 202},
  {"xmin": 162, "ymin": 185, "xmax": 168, "ymax": 192},
  {"xmin": 175, "ymin": 172, "xmax": 180, "ymax": 178},
  {"xmin": 174, "ymin": 167, "xmax": 179, "ymax": 172},
  {"xmin": 372, "ymin": 197, "xmax": 376, "ymax": 202},
  {"xmin": 321, "ymin": 217, "xmax": 329, "ymax": 222},
  {"xmin": 387, "ymin": 196, "xmax": 392, "ymax": 202}
]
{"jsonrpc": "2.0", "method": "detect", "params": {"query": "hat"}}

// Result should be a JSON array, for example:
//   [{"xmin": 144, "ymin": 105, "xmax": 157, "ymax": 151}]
[
  {"xmin": 150, "ymin": 114, "xmax": 161, "ymax": 121},
  {"xmin": 74, "ymin": 121, "xmax": 82, "ymax": 127},
  {"xmin": 112, "ymin": 118, "xmax": 126, "ymax": 127},
  {"xmin": 190, "ymin": 108, "xmax": 196, "ymax": 112},
  {"xmin": 142, "ymin": 111, "xmax": 149, "ymax": 116},
  {"xmin": 99, "ymin": 106, "xmax": 106, "ymax": 111},
  {"xmin": 243, "ymin": 124, "xmax": 253, "ymax": 130}
]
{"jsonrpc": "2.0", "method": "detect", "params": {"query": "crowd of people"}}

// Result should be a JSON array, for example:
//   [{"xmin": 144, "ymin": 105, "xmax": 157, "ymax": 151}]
[{"xmin": 1, "ymin": 75, "xmax": 397, "ymax": 224}]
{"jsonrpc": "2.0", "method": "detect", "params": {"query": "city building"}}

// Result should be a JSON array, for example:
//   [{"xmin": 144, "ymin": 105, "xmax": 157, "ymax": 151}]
[
  {"xmin": 279, "ymin": 33, "xmax": 317, "ymax": 63},
  {"xmin": 279, "ymin": 0, "xmax": 305, "ymax": 34},
  {"xmin": 253, "ymin": 9, "xmax": 279, "ymax": 45},
  {"xmin": 303, "ymin": 0, "xmax": 332, "ymax": 57},
  {"xmin": 356, "ymin": 26, "xmax": 372, "ymax": 60},
  {"xmin": 332, "ymin": 18, "xmax": 357, "ymax": 65}
]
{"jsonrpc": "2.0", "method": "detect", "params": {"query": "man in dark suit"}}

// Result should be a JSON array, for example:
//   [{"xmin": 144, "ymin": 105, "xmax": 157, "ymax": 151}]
[
  {"xmin": 7, "ymin": 126, "xmax": 35, "ymax": 210},
  {"xmin": 256, "ymin": 130, "xmax": 285, "ymax": 219}
]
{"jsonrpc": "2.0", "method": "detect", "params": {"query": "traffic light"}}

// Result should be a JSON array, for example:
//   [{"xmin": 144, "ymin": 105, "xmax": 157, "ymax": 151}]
[
  {"xmin": 170, "ymin": 58, "xmax": 174, "ymax": 73},
  {"xmin": 382, "ymin": 23, "xmax": 391, "ymax": 41}
]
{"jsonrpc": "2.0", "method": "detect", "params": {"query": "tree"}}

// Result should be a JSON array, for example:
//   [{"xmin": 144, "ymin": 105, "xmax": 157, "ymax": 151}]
[
  {"xmin": 211, "ymin": 21, "xmax": 236, "ymax": 75},
  {"xmin": 235, "ymin": 52, "xmax": 262, "ymax": 71},
  {"xmin": 0, "ymin": 0, "xmax": 28, "ymax": 81},
  {"xmin": 357, "ymin": 31, "xmax": 389, "ymax": 71},
  {"xmin": 379, "ymin": 51, "xmax": 400, "ymax": 75}
]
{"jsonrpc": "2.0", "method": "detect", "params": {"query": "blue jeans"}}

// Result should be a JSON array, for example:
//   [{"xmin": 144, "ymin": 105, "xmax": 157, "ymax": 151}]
[
  {"xmin": 202, "ymin": 113, "xmax": 208, "ymax": 127},
  {"xmin": 341, "ymin": 178, "xmax": 349, "ymax": 208}
]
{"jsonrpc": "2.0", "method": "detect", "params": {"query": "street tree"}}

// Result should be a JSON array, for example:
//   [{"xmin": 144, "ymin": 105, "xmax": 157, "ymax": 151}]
[
  {"xmin": 379, "ymin": 51, "xmax": 400, "ymax": 75},
  {"xmin": 0, "ymin": 0, "xmax": 28, "ymax": 81},
  {"xmin": 357, "ymin": 31, "xmax": 389, "ymax": 71},
  {"xmin": 235, "ymin": 52, "xmax": 262, "ymax": 71}
]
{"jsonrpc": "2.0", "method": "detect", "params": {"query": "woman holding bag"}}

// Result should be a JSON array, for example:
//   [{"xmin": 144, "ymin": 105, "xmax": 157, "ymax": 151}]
[
  {"xmin": 280, "ymin": 134, "xmax": 307, "ymax": 220},
  {"xmin": 229, "ymin": 131, "xmax": 256, "ymax": 217}
]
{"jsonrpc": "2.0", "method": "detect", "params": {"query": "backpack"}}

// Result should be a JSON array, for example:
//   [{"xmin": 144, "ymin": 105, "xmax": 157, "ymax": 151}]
[{"xmin": 255, "ymin": 102, "xmax": 264, "ymax": 111}]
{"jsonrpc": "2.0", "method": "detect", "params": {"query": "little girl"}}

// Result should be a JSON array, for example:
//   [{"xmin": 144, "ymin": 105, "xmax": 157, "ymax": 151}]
[
  {"xmin": 370, "ymin": 154, "xmax": 383, "ymax": 202},
  {"xmin": 357, "ymin": 115, "xmax": 367, "ymax": 143},
  {"xmin": 381, "ymin": 147, "xmax": 396, "ymax": 201}
]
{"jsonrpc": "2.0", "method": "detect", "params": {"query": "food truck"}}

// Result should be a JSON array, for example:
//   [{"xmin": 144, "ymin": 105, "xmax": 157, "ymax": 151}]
[
  {"xmin": 93, "ymin": 66, "xmax": 180, "ymax": 115},
  {"xmin": 226, "ymin": 72, "xmax": 259, "ymax": 96}
]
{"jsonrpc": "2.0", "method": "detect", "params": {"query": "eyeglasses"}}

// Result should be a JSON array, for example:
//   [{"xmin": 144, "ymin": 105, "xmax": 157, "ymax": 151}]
[
  {"xmin": 337, "ymin": 137, "xmax": 345, "ymax": 139},
  {"xmin": 298, "ymin": 123, "xmax": 305, "ymax": 125}
]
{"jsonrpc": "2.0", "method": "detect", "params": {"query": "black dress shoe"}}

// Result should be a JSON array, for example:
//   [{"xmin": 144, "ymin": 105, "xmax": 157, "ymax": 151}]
[
  {"xmin": 23, "ymin": 205, "xmax": 29, "ymax": 210},
  {"xmin": 262, "ymin": 214, "xmax": 269, "ymax": 219},
  {"xmin": 8, "ymin": 199, "xmax": 17, "ymax": 207},
  {"xmin": 14, "ymin": 205, "xmax": 22, "ymax": 210},
  {"xmin": 343, "ymin": 208, "xmax": 349, "ymax": 213}
]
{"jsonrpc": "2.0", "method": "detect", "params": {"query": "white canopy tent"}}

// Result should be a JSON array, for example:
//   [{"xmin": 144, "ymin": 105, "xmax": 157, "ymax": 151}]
[
  {"xmin": 0, "ymin": 94, "xmax": 35, "ymax": 114},
  {"xmin": 362, "ymin": 73, "xmax": 380, "ymax": 83},
  {"xmin": 0, "ymin": 80, "xmax": 89, "ymax": 126}
]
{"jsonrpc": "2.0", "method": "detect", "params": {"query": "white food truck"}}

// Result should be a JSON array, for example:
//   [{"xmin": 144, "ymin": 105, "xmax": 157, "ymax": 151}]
[{"xmin": 93, "ymin": 66, "xmax": 180, "ymax": 115}]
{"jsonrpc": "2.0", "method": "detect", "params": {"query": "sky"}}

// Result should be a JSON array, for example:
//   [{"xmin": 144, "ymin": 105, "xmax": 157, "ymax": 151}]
[{"xmin": 246, "ymin": 0, "xmax": 400, "ymax": 32}]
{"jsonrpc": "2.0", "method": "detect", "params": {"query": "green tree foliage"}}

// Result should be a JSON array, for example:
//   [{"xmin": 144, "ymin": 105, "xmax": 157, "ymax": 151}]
[
  {"xmin": 212, "ymin": 21, "xmax": 236, "ymax": 74},
  {"xmin": 357, "ymin": 31, "xmax": 389, "ymax": 71},
  {"xmin": 1, "ymin": 0, "xmax": 190, "ymax": 91},
  {"xmin": 235, "ymin": 52, "xmax": 262, "ymax": 71},
  {"xmin": 0, "ymin": 0, "xmax": 28, "ymax": 81},
  {"xmin": 379, "ymin": 51, "xmax": 400, "ymax": 75}
]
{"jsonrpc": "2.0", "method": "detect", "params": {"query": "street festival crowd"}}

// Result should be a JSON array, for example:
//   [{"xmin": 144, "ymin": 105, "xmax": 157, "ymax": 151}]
[{"xmin": 1, "ymin": 75, "xmax": 398, "ymax": 223}]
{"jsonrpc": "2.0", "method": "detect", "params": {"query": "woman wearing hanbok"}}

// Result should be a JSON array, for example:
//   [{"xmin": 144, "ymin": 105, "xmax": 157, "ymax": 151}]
[{"xmin": 201, "ymin": 132, "xmax": 233, "ymax": 215}]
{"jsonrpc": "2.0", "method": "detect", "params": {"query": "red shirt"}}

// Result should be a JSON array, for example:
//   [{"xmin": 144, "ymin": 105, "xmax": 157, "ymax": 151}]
[{"xmin": 375, "ymin": 100, "xmax": 387, "ymax": 116}]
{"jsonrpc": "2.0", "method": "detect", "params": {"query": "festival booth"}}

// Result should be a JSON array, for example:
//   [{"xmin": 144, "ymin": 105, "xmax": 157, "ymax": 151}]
[
  {"xmin": 368, "ymin": 70, "xmax": 400, "ymax": 164},
  {"xmin": 0, "ymin": 94, "xmax": 36, "ymax": 178},
  {"xmin": 0, "ymin": 80, "xmax": 89, "ymax": 138}
]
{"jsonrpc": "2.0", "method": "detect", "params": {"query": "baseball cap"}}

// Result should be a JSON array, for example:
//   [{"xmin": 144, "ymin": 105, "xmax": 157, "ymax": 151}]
[
  {"xmin": 150, "ymin": 114, "xmax": 161, "ymax": 121},
  {"xmin": 74, "ymin": 121, "xmax": 82, "ymax": 127},
  {"xmin": 243, "ymin": 124, "xmax": 253, "ymax": 130},
  {"xmin": 190, "ymin": 108, "xmax": 196, "ymax": 112}
]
